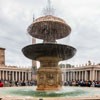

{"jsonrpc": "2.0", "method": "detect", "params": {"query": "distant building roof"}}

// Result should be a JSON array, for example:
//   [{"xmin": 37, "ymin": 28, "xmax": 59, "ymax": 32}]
[{"xmin": 0, "ymin": 47, "xmax": 5, "ymax": 50}]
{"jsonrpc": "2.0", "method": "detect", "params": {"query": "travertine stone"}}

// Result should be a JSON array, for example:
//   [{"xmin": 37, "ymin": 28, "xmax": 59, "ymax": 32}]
[{"xmin": 36, "ymin": 57, "xmax": 62, "ymax": 90}]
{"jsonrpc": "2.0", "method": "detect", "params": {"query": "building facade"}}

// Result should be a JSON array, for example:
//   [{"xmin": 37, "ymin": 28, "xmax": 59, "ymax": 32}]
[
  {"xmin": 0, "ymin": 65, "xmax": 32, "ymax": 81},
  {"xmin": 60, "ymin": 61, "xmax": 100, "ymax": 83},
  {"xmin": 0, "ymin": 47, "xmax": 32, "ymax": 81}
]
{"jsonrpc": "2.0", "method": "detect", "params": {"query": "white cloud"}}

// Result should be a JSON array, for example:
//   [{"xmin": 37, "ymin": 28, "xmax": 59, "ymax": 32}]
[{"xmin": 0, "ymin": 0, "xmax": 100, "ymax": 66}]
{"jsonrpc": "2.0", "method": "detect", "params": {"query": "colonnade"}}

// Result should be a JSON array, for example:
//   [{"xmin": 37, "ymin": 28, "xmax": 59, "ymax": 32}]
[
  {"xmin": 62, "ymin": 70, "xmax": 100, "ymax": 82},
  {"xmin": 0, "ymin": 70, "xmax": 32, "ymax": 81}
]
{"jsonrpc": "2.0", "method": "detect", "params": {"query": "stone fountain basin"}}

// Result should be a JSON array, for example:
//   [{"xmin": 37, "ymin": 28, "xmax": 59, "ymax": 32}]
[
  {"xmin": 27, "ymin": 15, "xmax": 71, "ymax": 40},
  {"xmin": 0, "ymin": 86, "xmax": 100, "ymax": 98},
  {"xmin": 22, "ymin": 43, "xmax": 76, "ymax": 61}
]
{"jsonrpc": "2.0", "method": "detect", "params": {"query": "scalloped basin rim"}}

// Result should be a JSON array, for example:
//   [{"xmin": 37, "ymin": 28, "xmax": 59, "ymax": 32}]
[
  {"xmin": 22, "ymin": 43, "xmax": 76, "ymax": 61},
  {"xmin": 28, "ymin": 21, "xmax": 71, "ymax": 40},
  {"xmin": 1, "ymin": 86, "xmax": 100, "ymax": 98}
]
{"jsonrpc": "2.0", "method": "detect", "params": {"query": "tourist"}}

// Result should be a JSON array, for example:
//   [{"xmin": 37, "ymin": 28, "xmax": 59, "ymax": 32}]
[
  {"xmin": 63, "ymin": 81, "xmax": 66, "ymax": 86},
  {"xmin": 87, "ymin": 80, "xmax": 92, "ymax": 87},
  {"xmin": 21, "ymin": 81, "xmax": 26, "ymax": 86},
  {"xmin": 0, "ymin": 80, "xmax": 4, "ymax": 87},
  {"xmin": 15, "ymin": 81, "xmax": 18, "ymax": 86},
  {"xmin": 91, "ymin": 81, "xmax": 95, "ymax": 87}
]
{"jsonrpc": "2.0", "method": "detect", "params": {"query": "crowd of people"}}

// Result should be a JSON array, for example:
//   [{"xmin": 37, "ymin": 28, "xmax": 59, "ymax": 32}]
[
  {"xmin": 63, "ymin": 80, "xmax": 100, "ymax": 87},
  {"xmin": 0, "ymin": 80, "xmax": 37, "ymax": 87},
  {"xmin": 0, "ymin": 79, "xmax": 100, "ymax": 88}
]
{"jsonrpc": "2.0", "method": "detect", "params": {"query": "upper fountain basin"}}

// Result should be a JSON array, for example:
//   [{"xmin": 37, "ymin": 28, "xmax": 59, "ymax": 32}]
[
  {"xmin": 22, "ymin": 43, "xmax": 76, "ymax": 61},
  {"xmin": 27, "ymin": 15, "xmax": 71, "ymax": 40}
]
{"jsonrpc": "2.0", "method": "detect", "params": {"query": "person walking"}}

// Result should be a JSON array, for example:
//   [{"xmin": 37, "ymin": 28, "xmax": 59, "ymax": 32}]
[{"xmin": 0, "ymin": 80, "xmax": 4, "ymax": 87}]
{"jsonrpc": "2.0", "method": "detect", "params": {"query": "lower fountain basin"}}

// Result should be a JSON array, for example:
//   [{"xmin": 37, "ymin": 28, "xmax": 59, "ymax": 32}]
[{"xmin": 0, "ymin": 86, "xmax": 100, "ymax": 98}]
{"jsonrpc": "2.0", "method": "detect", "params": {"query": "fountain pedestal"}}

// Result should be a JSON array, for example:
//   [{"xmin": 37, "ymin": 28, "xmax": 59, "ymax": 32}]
[
  {"xmin": 37, "ymin": 67, "xmax": 62, "ymax": 90},
  {"xmin": 37, "ymin": 57, "xmax": 62, "ymax": 90}
]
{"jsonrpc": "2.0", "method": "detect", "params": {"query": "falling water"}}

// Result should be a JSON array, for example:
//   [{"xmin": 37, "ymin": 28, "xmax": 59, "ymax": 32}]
[{"xmin": 43, "ymin": 0, "xmax": 55, "ymax": 15}]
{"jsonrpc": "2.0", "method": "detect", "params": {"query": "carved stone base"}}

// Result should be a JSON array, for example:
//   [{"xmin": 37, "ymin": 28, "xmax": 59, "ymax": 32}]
[
  {"xmin": 36, "ymin": 57, "xmax": 62, "ymax": 91},
  {"xmin": 36, "ymin": 67, "xmax": 62, "ymax": 90}
]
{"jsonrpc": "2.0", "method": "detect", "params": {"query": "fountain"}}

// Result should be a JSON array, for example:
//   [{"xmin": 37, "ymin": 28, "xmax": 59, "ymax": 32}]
[
  {"xmin": 0, "ymin": 1, "xmax": 100, "ymax": 100},
  {"xmin": 22, "ymin": 1, "xmax": 76, "ymax": 91}
]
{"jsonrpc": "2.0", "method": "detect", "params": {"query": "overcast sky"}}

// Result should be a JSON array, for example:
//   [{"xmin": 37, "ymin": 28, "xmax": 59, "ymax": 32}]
[{"xmin": 0, "ymin": 0, "xmax": 100, "ymax": 67}]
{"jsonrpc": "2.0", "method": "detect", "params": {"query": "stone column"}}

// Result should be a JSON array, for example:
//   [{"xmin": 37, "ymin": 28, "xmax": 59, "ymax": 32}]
[
  {"xmin": 12, "ymin": 71, "xmax": 14, "ymax": 81},
  {"xmin": 79, "ymin": 71, "xmax": 81, "ymax": 81},
  {"xmin": 23, "ymin": 72, "xmax": 24, "ymax": 81},
  {"xmin": 2, "ymin": 71, "xmax": 4, "ymax": 80},
  {"xmin": 5, "ymin": 71, "xmax": 7, "ymax": 80},
  {"xmin": 68, "ymin": 71, "xmax": 69, "ymax": 81},
  {"xmin": 69, "ymin": 72, "xmax": 70, "ymax": 81},
  {"xmin": 85, "ymin": 70, "xmax": 87, "ymax": 81},
  {"xmin": 97, "ymin": 71, "xmax": 98, "ymax": 81},
  {"xmin": 23, "ymin": 72, "xmax": 25, "ymax": 81},
  {"xmin": 73, "ymin": 71, "xmax": 75, "ymax": 81},
  {"xmin": 62, "ymin": 72, "xmax": 64, "ymax": 82},
  {"xmin": 97, "ymin": 70, "xmax": 100, "ymax": 81},
  {"xmin": 27, "ymin": 72, "xmax": 28, "ymax": 80},
  {"xmin": 82, "ymin": 71, "xmax": 84, "ymax": 81},
  {"xmin": 83, "ymin": 71, "xmax": 85, "ymax": 80},
  {"xmin": 74, "ymin": 72, "xmax": 76, "ymax": 80},
  {"xmin": 78, "ymin": 71, "xmax": 79, "ymax": 80},
  {"xmin": 64, "ymin": 72, "xmax": 66, "ymax": 82},
  {"xmin": 16, "ymin": 71, "xmax": 17, "ymax": 81},
  {"xmin": 69, "ymin": 71, "xmax": 71, "ymax": 81},
  {"xmin": 2, "ymin": 71, "xmax": 3, "ymax": 80},
  {"xmin": 9, "ymin": 71, "xmax": 11, "ymax": 81},
  {"xmin": 19, "ymin": 72, "xmax": 20, "ymax": 81},
  {"xmin": 25, "ymin": 72, "xmax": 27, "ymax": 81},
  {"xmin": 89, "ymin": 70, "xmax": 94, "ymax": 81},
  {"xmin": 28, "ymin": 72, "xmax": 32, "ymax": 81},
  {"xmin": 61, "ymin": 72, "xmax": 64, "ymax": 83},
  {"xmin": 77, "ymin": 71, "xmax": 78, "ymax": 80},
  {"xmin": 0, "ymin": 71, "xmax": 1, "ymax": 80},
  {"xmin": 76, "ymin": 71, "xmax": 78, "ymax": 80},
  {"xmin": 4, "ymin": 71, "xmax": 5, "ymax": 80},
  {"xmin": 90, "ymin": 70, "xmax": 92, "ymax": 80},
  {"xmin": 22, "ymin": 72, "xmax": 23, "ymax": 81},
  {"xmin": 66, "ymin": 72, "xmax": 68, "ymax": 81},
  {"xmin": 79, "ymin": 71, "xmax": 81, "ymax": 80},
  {"xmin": 70, "ymin": 72, "xmax": 71, "ymax": 81},
  {"xmin": 7, "ymin": 71, "xmax": 9, "ymax": 81},
  {"xmin": 27, "ymin": 72, "xmax": 28, "ymax": 81},
  {"xmin": 92, "ymin": 70, "xmax": 95, "ymax": 81},
  {"xmin": 95, "ymin": 70, "xmax": 97, "ymax": 81}
]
